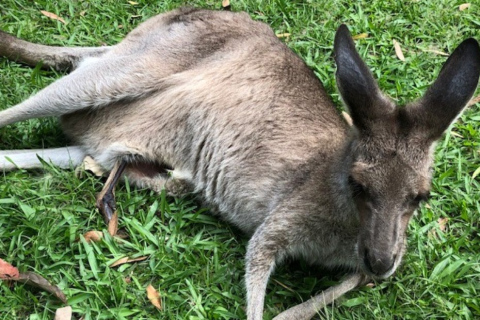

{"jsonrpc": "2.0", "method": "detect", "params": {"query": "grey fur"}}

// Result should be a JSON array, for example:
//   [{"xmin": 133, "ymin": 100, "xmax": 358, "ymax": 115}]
[{"xmin": 1, "ymin": 8, "xmax": 479, "ymax": 320}]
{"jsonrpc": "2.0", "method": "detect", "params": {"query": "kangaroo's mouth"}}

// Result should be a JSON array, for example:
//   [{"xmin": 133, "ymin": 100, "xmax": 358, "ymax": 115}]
[
  {"xmin": 361, "ymin": 261, "xmax": 397, "ymax": 279},
  {"xmin": 357, "ymin": 246, "xmax": 402, "ymax": 280}
]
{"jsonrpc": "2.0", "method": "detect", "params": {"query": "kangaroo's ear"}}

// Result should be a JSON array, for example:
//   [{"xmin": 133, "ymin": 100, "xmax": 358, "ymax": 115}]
[
  {"xmin": 405, "ymin": 38, "xmax": 480, "ymax": 141},
  {"xmin": 334, "ymin": 24, "xmax": 394, "ymax": 131}
]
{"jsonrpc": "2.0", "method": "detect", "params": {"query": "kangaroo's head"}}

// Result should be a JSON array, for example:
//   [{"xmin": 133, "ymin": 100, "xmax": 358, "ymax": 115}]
[{"xmin": 334, "ymin": 25, "xmax": 480, "ymax": 278}]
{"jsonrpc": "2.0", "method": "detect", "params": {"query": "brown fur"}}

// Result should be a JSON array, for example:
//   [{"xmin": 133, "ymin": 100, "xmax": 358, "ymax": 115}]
[{"xmin": 0, "ymin": 8, "xmax": 479, "ymax": 320}]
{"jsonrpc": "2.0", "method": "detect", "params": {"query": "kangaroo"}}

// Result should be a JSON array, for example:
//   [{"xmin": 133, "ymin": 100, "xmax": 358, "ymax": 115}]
[{"xmin": 1, "ymin": 7, "xmax": 479, "ymax": 320}]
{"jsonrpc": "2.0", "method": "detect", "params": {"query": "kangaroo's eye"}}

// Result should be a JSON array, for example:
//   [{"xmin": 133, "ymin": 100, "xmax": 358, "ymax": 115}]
[{"xmin": 348, "ymin": 175, "xmax": 367, "ymax": 196}]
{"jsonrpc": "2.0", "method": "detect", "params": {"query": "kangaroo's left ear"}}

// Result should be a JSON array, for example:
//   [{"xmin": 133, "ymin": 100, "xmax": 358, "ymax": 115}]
[
  {"xmin": 404, "ymin": 38, "xmax": 480, "ymax": 141},
  {"xmin": 334, "ymin": 24, "xmax": 394, "ymax": 132}
]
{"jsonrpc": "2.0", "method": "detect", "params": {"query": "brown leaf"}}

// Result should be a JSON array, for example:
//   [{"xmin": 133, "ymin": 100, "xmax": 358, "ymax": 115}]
[
  {"xmin": 83, "ymin": 230, "xmax": 103, "ymax": 243},
  {"xmin": 110, "ymin": 256, "xmax": 148, "ymax": 267},
  {"xmin": 393, "ymin": 39, "xmax": 405, "ymax": 61},
  {"xmin": 0, "ymin": 258, "xmax": 20, "ymax": 280},
  {"xmin": 55, "ymin": 306, "xmax": 72, "ymax": 320},
  {"xmin": 468, "ymin": 94, "xmax": 480, "ymax": 107},
  {"xmin": 17, "ymin": 271, "xmax": 67, "ymax": 303},
  {"xmin": 146, "ymin": 284, "xmax": 162, "ymax": 310},
  {"xmin": 222, "ymin": 0, "xmax": 230, "ymax": 8},
  {"xmin": 111, "ymin": 257, "xmax": 129, "ymax": 267},
  {"xmin": 459, "ymin": 3, "xmax": 471, "ymax": 11},
  {"xmin": 365, "ymin": 282, "xmax": 375, "ymax": 288},
  {"xmin": 40, "ymin": 11, "xmax": 66, "ymax": 24},
  {"xmin": 438, "ymin": 217, "xmax": 449, "ymax": 232},
  {"xmin": 108, "ymin": 211, "xmax": 119, "ymax": 236},
  {"xmin": 276, "ymin": 33, "xmax": 291, "ymax": 38},
  {"xmin": 352, "ymin": 33, "xmax": 368, "ymax": 40},
  {"xmin": 125, "ymin": 256, "xmax": 148, "ymax": 264}
]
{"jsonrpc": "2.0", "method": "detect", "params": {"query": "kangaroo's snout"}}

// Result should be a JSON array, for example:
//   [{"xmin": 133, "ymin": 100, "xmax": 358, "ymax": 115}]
[
  {"xmin": 355, "ymin": 203, "xmax": 408, "ymax": 279},
  {"xmin": 362, "ymin": 248, "xmax": 396, "ymax": 278}
]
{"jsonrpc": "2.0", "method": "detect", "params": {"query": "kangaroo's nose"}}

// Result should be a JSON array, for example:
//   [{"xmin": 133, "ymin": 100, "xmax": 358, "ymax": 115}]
[{"xmin": 363, "ymin": 248, "xmax": 396, "ymax": 277}]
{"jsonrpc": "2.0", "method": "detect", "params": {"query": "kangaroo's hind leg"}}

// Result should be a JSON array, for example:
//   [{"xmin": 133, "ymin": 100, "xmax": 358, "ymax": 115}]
[
  {"xmin": 0, "ymin": 30, "xmax": 111, "ymax": 71},
  {"xmin": 96, "ymin": 160, "xmax": 127, "ymax": 224},
  {"xmin": 93, "ymin": 143, "xmax": 193, "ymax": 222},
  {"xmin": 0, "ymin": 53, "xmax": 163, "ymax": 128}
]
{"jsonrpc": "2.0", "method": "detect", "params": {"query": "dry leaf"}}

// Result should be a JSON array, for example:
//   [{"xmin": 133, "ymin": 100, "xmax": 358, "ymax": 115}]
[
  {"xmin": 0, "ymin": 260, "xmax": 67, "ymax": 303},
  {"xmin": 459, "ymin": 3, "xmax": 471, "ymax": 11},
  {"xmin": 146, "ymin": 284, "xmax": 162, "ymax": 310},
  {"xmin": 450, "ymin": 131, "xmax": 463, "ymax": 138},
  {"xmin": 111, "ymin": 257, "xmax": 129, "ymax": 267},
  {"xmin": 438, "ymin": 217, "xmax": 449, "ymax": 232},
  {"xmin": 468, "ymin": 94, "xmax": 480, "ymax": 107},
  {"xmin": 276, "ymin": 33, "xmax": 291, "ymax": 38},
  {"xmin": 17, "ymin": 271, "xmax": 67, "ymax": 303},
  {"xmin": 128, "ymin": 256, "xmax": 148, "ymax": 263},
  {"xmin": 342, "ymin": 111, "xmax": 353, "ymax": 126},
  {"xmin": 55, "ymin": 306, "xmax": 72, "ymax": 320},
  {"xmin": 0, "ymin": 258, "xmax": 20, "ymax": 280},
  {"xmin": 111, "ymin": 256, "xmax": 148, "ymax": 267},
  {"xmin": 40, "ymin": 11, "xmax": 66, "ymax": 24},
  {"xmin": 422, "ymin": 48, "xmax": 449, "ymax": 56},
  {"xmin": 108, "ymin": 211, "xmax": 119, "ymax": 236},
  {"xmin": 222, "ymin": 0, "xmax": 230, "ymax": 8},
  {"xmin": 352, "ymin": 33, "xmax": 368, "ymax": 40},
  {"xmin": 124, "ymin": 276, "xmax": 132, "ymax": 284},
  {"xmin": 84, "ymin": 230, "xmax": 103, "ymax": 243},
  {"xmin": 128, "ymin": 1, "xmax": 138, "ymax": 4},
  {"xmin": 393, "ymin": 39, "xmax": 405, "ymax": 61},
  {"xmin": 272, "ymin": 279, "xmax": 295, "ymax": 292},
  {"xmin": 79, "ymin": 10, "xmax": 86, "ymax": 17},
  {"xmin": 83, "ymin": 156, "xmax": 106, "ymax": 177},
  {"xmin": 472, "ymin": 167, "xmax": 480, "ymax": 180},
  {"xmin": 365, "ymin": 282, "xmax": 375, "ymax": 288}
]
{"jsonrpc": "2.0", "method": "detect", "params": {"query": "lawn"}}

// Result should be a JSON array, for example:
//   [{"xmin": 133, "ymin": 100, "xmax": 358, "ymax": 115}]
[{"xmin": 1, "ymin": 0, "xmax": 480, "ymax": 319}]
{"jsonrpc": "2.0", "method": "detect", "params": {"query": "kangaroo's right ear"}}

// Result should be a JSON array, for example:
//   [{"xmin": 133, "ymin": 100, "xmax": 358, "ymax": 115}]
[
  {"xmin": 405, "ymin": 38, "xmax": 480, "ymax": 141},
  {"xmin": 334, "ymin": 25, "xmax": 393, "ymax": 131}
]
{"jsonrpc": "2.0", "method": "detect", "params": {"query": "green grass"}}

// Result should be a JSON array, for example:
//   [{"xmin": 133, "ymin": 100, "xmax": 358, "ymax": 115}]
[{"xmin": 1, "ymin": 0, "xmax": 480, "ymax": 319}]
